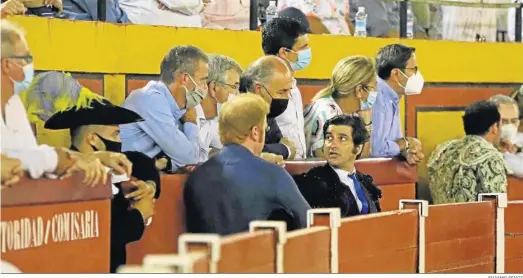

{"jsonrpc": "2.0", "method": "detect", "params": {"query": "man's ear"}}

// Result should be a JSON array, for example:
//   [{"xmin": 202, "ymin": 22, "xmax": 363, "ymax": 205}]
[{"xmin": 208, "ymin": 81, "xmax": 217, "ymax": 97}]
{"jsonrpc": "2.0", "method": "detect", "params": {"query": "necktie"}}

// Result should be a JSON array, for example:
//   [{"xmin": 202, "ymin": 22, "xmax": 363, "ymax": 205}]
[{"xmin": 348, "ymin": 173, "xmax": 369, "ymax": 214}]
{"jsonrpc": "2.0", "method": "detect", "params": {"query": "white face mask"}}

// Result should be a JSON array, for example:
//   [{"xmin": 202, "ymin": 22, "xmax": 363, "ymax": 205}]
[
  {"xmin": 399, "ymin": 71, "xmax": 424, "ymax": 95},
  {"xmin": 501, "ymin": 124, "xmax": 518, "ymax": 143}
]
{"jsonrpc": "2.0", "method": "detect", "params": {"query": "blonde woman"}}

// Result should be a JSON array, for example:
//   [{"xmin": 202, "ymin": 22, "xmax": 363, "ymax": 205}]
[{"xmin": 304, "ymin": 55, "xmax": 377, "ymax": 158}]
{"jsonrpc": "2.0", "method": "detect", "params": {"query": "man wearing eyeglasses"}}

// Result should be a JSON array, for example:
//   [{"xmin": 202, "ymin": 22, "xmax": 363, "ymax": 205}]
[
  {"xmin": 195, "ymin": 54, "xmax": 242, "ymax": 162},
  {"xmin": 371, "ymin": 44, "xmax": 425, "ymax": 166}
]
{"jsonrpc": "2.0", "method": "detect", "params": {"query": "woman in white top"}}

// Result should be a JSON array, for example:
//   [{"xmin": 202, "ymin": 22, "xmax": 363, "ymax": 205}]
[
  {"xmin": 304, "ymin": 56, "xmax": 377, "ymax": 158},
  {"xmin": 277, "ymin": 0, "xmax": 351, "ymax": 35}
]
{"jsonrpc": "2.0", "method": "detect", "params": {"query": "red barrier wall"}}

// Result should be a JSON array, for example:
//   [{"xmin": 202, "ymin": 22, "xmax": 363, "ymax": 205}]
[
  {"xmin": 1, "ymin": 176, "xmax": 112, "ymax": 273},
  {"xmin": 505, "ymin": 201, "xmax": 523, "ymax": 273}
]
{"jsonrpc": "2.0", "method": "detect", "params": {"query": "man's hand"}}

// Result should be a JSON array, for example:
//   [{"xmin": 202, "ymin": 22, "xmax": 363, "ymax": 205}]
[
  {"xmin": 1, "ymin": 154, "xmax": 24, "ymax": 187},
  {"xmin": 182, "ymin": 107, "xmax": 197, "ymax": 124},
  {"xmin": 155, "ymin": 157, "xmax": 168, "ymax": 171},
  {"xmin": 44, "ymin": 0, "xmax": 62, "ymax": 10},
  {"xmin": 260, "ymin": 152, "xmax": 285, "ymax": 167},
  {"xmin": 125, "ymin": 180, "xmax": 156, "ymax": 201},
  {"xmin": 132, "ymin": 196, "xmax": 155, "ymax": 222},
  {"xmin": 405, "ymin": 149, "xmax": 424, "ymax": 165},
  {"xmin": 60, "ymin": 157, "xmax": 108, "ymax": 187},
  {"xmin": 1, "ymin": 0, "xmax": 26, "ymax": 16},
  {"xmin": 407, "ymin": 137, "xmax": 423, "ymax": 152},
  {"xmin": 280, "ymin": 137, "xmax": 296, "ymax": 159},
  {"xmin": 499, "ymin": 138, "xmax": 517, "ymax": 154},
  {"xmin": 93, "ymin": 151, "xmax": 132, "ymax": 177}
]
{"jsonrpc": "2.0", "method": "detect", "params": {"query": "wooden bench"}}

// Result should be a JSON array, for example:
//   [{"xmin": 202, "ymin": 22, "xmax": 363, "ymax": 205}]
[
  {"xmin": 505, "ymin": 201, "xmax": 523, "ymax": 273},
  {"xmin": 1, "ymin": 175, "xmax": 112, "ymax": 273}
]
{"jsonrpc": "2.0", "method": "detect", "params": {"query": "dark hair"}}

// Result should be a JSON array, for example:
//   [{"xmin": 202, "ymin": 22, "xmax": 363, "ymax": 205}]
[
  {"xmin": 239, "ymin": 75, "xmax": 252, "ymax": 94},
  {"xmin": 160, "ymin": 45, "xmax": 208, "ymax": 84},
  {"xmin": 462, "ymin": 100, "xmax": 500, "ymax": 136},
  {"xmin": 278, "ymin": 7, "xmax": 311, "ymax": 33},
  {"xmin": 323, "ymin": 115, "xmax": 369, "ymax": 146},
  {"xmin": 376, "ymin": 44, "xmax": 416, "ymax": 80},
  {"xmin": 262, "ymin": 17, "xmax": 308, "ymax": 55}
]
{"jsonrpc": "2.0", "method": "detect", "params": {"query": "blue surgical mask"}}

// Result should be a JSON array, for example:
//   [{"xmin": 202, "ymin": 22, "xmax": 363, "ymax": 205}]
[
  {"xmin": 360, "ymin": 90, "xmax": 377, "ymax": 111},
  {"xmin": 14, "ymin": 63, "xmax": 34, "ymax": 94},
  {"xmin": 289, "ymin": 48, "xmax": 312, "ymax": 71}
]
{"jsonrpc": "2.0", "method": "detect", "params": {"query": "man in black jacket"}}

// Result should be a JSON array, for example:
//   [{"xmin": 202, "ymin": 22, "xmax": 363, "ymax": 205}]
[
  {"xmin": 293, "ymin": 115, "xmax": 382, "ymax": 217},
  {"xmin": 45, "ymin": 98, "xmax": 160, "ymax": 272},
  {"xmin": 239, "ymin": 56, "xmax": 296, "ymax": 160}
]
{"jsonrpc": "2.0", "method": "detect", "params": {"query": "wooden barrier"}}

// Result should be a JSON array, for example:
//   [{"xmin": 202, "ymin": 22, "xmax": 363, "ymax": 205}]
[
  {"xmin": 338, "ymin": 210, "xmax": 419, "ymax": 273},
  {"xmin": 126, "ymin": 174, "xmax": 187, "ymax": 264},
  {"xmin": 1, "ymin": 175, "xmax": 112, "ymax": 273},
  {"xmin": 505, "ymin": 201, "xmax": 523, "ymax": 273},
  {"xmin": 178, "ymin": 231, "xmax": 277, "ymax": 273},
  {"xmin": 425, "ymin": 202, "xmax": 496, "ymax": 273},
  {"xmin": 142, "ymin": 251, "xmax": 209, "ymax": 273},
  {"xmin": 508, "ymin": 176, "xmax": 523, "ymax": 200},
  {"xmin": 286, "ymin": 158, "xmax": 418, "ymax": 211}
]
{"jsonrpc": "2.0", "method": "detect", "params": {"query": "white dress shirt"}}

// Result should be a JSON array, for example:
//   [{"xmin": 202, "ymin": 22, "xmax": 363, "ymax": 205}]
[
  {"xmin": 1, "ymin": 95, "xmax": 58, "ymax": 179},
  {"xmin": 195, "ymin": 104, "xmax": 222, "ymax": 163},
  {"xmin": 332, "ymin": 166, "xmax": 363, "ymax": 211},
  {"xmin": 119, "ymin": 0, "xmax": 203, "ymax": 28},
  {"xmin": 275, "ymin": 79, "xmax": 307, "ymax": 159},
  {"xmin": 504, "ymin": 132, "xmax": 523, "ymax": 178}
]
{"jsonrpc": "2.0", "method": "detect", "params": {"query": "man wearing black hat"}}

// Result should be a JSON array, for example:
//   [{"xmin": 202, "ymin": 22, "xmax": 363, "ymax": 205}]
[{"xmin": 45, "ymin": 98, "xmax": 161, "ymax": 273}]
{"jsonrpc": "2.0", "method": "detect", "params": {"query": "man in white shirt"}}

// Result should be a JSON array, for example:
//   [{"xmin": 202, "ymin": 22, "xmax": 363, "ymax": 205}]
[
  {"xmin": 196, "ymin": 54, "xmax": 242, "ymax": 162},
  {"xmin": 262, "ymin": 17, "xmax": 311, "ymax": 159},
  {"xmin": 0, "ymin": 20, "xmax": 131, "ymax": 186},
  {"xmin": 490, "ymin": 94, "xmax": 523, "ymax": 177}
]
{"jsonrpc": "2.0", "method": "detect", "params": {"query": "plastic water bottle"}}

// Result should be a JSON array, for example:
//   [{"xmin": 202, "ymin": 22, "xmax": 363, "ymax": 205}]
[
  {"xmin": 266, "ymin": 1, "xmax": 278, "ymax": 23},
  {"xmin": 406, "ymin": 8, "xmax": 414, "ymax": 39},
  {"xmin": 354, "ymin": 7, "xmax": 367, "ymax": 37}
]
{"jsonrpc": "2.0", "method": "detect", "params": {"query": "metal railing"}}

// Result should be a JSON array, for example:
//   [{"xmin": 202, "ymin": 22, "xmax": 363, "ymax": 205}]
[
  {"xmin": 91, "ymin": 0, "xmax": 521, "ymax": 42},
  {"xmin": 249, "ymin": 0, "xmax": 523, "ymax": 42}
]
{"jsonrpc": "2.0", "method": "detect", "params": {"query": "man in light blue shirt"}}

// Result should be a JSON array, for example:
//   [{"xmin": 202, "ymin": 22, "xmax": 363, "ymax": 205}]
[
  {"xmin": 121, "ymin": 45, "xmax": 209, "ymax": 172},
  {"xmin": 371, "ymin": 44, "xmax": 424, "ymax": 165}
]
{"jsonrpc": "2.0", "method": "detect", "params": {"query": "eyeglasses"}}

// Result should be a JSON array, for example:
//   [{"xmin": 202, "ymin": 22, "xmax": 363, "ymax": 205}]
[
  {"xmin": 404, "ymin": 66, "xmax": 418, "ymax": 74},
  {"xmin": 219, "ymin": 82, "xmax": 240, "ymax": 91},
  {"xmin": 8, "ymin": 54, "xmax": 33, "ymax": 64}
]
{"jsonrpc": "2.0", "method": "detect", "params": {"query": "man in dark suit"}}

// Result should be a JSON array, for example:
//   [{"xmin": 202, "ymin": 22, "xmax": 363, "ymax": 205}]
[
  {"xmin": 184, "ymin": 94, "xmax": 310, "ymax": 235},
  {"xmin": 45, "ymin": 98, "xmax": 160, "ymax": 272},
  {"xmin": 239, "ymin": 56, "xmax": 296, "ymax": 161},
  {"xmin": 293, "ymin": 115, "xmax": 382, "ymax": 217}
]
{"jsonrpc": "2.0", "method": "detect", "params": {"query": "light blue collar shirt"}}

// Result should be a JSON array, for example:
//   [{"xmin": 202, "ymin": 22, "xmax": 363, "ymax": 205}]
[
  {"xmin": 370, "ymin": 77, "xmax": 403, "ymax": 157},
  {"xmin": 120, "ymin": 81, "xmax": 200, "ymax": 171}
]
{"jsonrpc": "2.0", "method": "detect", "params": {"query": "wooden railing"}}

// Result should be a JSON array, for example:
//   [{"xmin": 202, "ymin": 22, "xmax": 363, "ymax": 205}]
[{"xmin": 1, "ymin": 175, "xmax": 112, "ymax": 273}]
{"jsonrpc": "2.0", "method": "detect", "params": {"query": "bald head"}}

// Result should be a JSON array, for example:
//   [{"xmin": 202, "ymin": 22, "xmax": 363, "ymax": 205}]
[{"xmin": 240, "ymin": 55, "xmax": 292, "ymax": 103}]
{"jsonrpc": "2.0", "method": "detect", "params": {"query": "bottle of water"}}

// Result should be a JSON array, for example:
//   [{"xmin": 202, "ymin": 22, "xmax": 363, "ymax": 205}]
[
  {"xmin": 354, "ymin": 7, "xmax": 367, "ymax": 37},
  {"xmin": 406, "ymin": 8, "xmax": 414, "ymax": 39},
  {"xmin": 265, "ymin": 1, "xmax": 278, "ymax": 23}
]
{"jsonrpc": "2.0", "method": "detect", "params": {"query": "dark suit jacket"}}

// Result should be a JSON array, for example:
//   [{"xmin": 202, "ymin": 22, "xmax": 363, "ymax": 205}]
[
  {"xmin": 184, "ymin": 144, "xmax": 311, "ymax": 235},
  {"xmin": 293, "ymin": 164, "xmax": 382, "ymax": 217},
  {"xmin": 263, "ymin": 117, "xmax": 290, "ymax": 159}
]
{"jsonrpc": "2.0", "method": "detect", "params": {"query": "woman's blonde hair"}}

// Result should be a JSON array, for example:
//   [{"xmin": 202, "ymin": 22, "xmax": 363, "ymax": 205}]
[
  {"xmin": 312, "ymin": 56, "xmax": 376, "ymax": 102},
  {"xmin": 219, "ymin": 93, "xmax": 269, "ymax": 145}
]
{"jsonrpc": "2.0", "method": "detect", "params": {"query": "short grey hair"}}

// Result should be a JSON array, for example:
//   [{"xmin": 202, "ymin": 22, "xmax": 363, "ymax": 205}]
[
  {"xmin": 240, "ymin": 56, "xmax": 285, "ymax": 93},
  {"xmin": 160, "ymin": 45, "xmax": 209, "ymax": 84},
  {"xmin": 489, "ymin": 94, "xmax": 518, "ymax": 107},
  {"xmin": 1, "ymin": 20, "xmax": 25, "ymax": 58},
  {"xmin": 208, "ymin": 54, "xmax": 242, "ymax": 85}
]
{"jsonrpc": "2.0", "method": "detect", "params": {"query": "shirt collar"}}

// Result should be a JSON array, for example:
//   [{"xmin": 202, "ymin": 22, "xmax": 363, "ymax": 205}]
[
  {"xmin": 378, "ymin": 77, "xmax": 401, "ymax": 103},
  {"xmin": 150, "ymin": 80, "xmax": 186, "ymax": 120},
  {"xmin": 331, "ymin": 165, "xmax": 357, "ymax": 177}
]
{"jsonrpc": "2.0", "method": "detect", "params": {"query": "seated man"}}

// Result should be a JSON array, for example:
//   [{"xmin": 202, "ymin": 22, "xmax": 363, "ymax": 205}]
[
  {"xmin": 490, "ymin": 94, "xmax": 523, "ymax": 177},
  {"xmin": 428, "ymin": 100, "xmax": 509, "ymax": 204},
  {"xmin": 121, "ymin": 45, "xmax": 208, "ymax": 173},
  {"xmin": 184, "ymin": 94, "xmax": 310, "ymax": 235},
  {"xmin": 196, "ymin": 54, "xmax": 242, "ymax": 162},
  {"xmin": 293, "ymin": 115, "xmax": 381, "ymax": 217},
  {"xmin": 45, "ymin": 98, "xmax": 159, "ymax": 273},
  {"xmin": 240, "ymin": 56, "xmax": 296, "ymax": 160}
]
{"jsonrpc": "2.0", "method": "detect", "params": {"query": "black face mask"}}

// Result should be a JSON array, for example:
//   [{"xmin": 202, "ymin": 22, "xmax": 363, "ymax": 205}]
[
  {"xmin": 93, "ymin": 133, "xmax": 122, "ymax": 153},
  {"xmin": 262, "ymin": 86, "xmax": 289, "ymax": 118}
]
